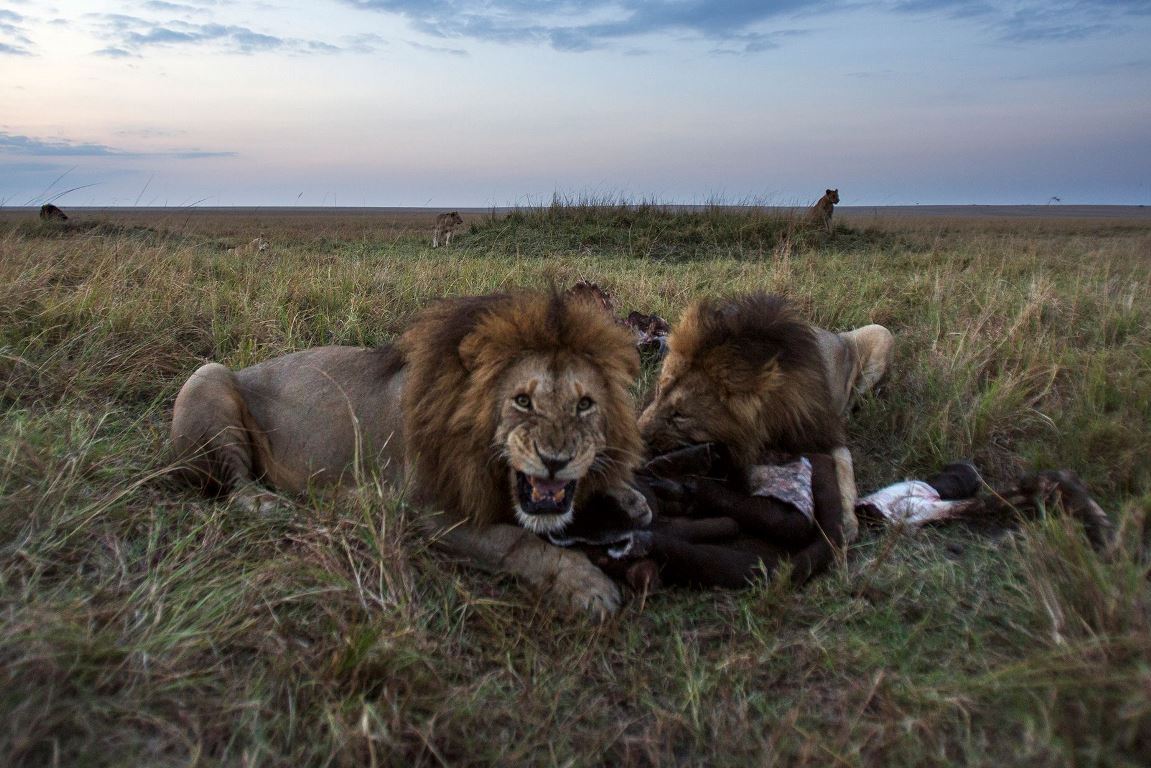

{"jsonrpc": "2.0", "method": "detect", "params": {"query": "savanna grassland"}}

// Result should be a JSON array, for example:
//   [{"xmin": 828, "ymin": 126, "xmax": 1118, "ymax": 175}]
[{"xmin": 2, "ymin": 203, "xmax": 1150, "ymax": 767}]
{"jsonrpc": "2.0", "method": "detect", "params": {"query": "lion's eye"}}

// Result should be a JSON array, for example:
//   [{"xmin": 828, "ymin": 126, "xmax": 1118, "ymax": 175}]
[
  {"xmin": 670, "ymin": 410, "xmax": 687, "ymax": 423},
  {"xmin": 513, "ymin": 393, "xmax": 532, "ymax": 410},
  {"xmin": 576, "ymin": 396, "xmax": 595, "ymax": 413}
]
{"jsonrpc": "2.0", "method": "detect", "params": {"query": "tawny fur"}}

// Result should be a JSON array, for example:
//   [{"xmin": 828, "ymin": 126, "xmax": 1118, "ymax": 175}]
[
  {"xmin": 808, "ymin": 188, "xmax": 839, "ymax": 233},
  {"xmin": 39, "ymin": 204, "xmax": 68, "ymax": 221},
  {"xmin": 228, "ymin": 236, "xmax": 269, "ymax": 256},
  {"xmin": 400, "ymin": 292, "xmax": 644, "ymax": 526},
  {"xmin": 171, "ymin": 290, "xmax": 647, "ymax": 617},
  {"xmin": 639, "ymin": 293, "xmax": 844, "ymax": 468},
  {"xmin": 432, "ymin": 211, "xmax": 464, "ymax": 247}
]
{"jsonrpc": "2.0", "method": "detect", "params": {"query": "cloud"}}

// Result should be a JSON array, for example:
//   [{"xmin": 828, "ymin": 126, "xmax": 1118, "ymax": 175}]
[
  {"xmin": 340, "ymin": 0, "xmax": 1151, "ymax": 52},
  {"xmin": 892, "ymin": 0, "xmax": 996, "ymax": 18},
  {"xmin": 1000, "ymin": 18, "xmax": 1115, "ymax": 42},
  {"xmin": 343, "ymin": 32, "xmax": 390, "ymax": 53},
  {"xmin": 94, "ymin": 46, "xmax": 135, "ymax": 58},
  {"xmin": 0, "ymin": 8, "xmax": 34, "ymax": 55},
  {"xmin": 0, "ymin": 131, "xmax": 236, "ymax": 160},
  {"xmin": 141, "ymin": 1, "xmax": 209, "ymax": 13},
  {"xmin": 340, "ymin": 0, "xmax": 823, "ymax": 53},
  {"xmin": 895, "ymin": 0, "xmax": 1151, "ymax": 42},
  {"xmin": 89, "ymin": 15, "xmax": 307, "ymax": 54},
  {"xmin": 407, "ymin": 40, "xmax": 467, "ymax": 56},
  {"xmin": 86, "ymin": 11, "xmax": 379, "ymax": 56},
  {"xmin": 1, "ymin": 133, "xmax": 124, "ymax": 157}
]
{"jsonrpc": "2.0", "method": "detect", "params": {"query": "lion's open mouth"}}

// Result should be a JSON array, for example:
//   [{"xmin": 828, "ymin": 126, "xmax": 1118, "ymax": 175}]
[{"xmin": 512, "ymin": 471, "xmax": 578, "ymax": 533}]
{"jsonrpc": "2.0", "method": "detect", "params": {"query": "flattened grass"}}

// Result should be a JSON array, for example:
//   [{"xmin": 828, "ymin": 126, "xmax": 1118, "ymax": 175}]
[{"xmin": 1, "ymin": 205, "xmax": 1149, "ymax": 766}]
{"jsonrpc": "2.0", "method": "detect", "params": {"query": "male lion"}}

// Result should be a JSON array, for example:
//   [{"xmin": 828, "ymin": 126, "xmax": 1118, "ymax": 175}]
[
  {"xmin": 39, "ymin": 203, "xmax": 68, "ymax": 221},
  {"xmin": 171, "ymin": 291, "xmax": 648, "ymax": 618},
  {"xmin": 637, "ymin": 293, "xmax": 892, "ymax": 543},
  {"xmin": 808, "ymin": 188, "xmax": 839, "ymax": 233},
  {"xmin": 432, "ymin": 211, "xmax": 464, "ymax": 247}
]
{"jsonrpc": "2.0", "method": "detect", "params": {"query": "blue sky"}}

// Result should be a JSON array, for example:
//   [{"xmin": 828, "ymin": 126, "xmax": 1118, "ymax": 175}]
[{"xmin": 2, "ymin": 0, "xmax": 1149, "ymax": 206}]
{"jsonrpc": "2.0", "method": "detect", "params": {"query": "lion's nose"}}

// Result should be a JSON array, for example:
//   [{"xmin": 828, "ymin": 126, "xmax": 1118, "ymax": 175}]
[{"xmin": 538, "ymin": 452, "xmax": 570, "ymax": 477}]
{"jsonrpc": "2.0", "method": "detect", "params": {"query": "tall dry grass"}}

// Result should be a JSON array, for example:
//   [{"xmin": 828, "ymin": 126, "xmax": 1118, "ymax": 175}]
[{"xmin": 1, "ymin": 205, "xmax": 1149, "ymax": 766}]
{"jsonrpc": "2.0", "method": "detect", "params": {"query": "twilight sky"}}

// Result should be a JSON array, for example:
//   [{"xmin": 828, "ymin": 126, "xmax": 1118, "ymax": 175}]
[{"xmin": 2, "ymin": 0, "xmax": 1150, "ymax": 207}]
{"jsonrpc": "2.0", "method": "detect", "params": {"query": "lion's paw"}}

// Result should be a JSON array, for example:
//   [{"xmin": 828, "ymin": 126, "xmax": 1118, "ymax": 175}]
[
  {"xmin": 556, "ymin": 561, "xmax": 622, "ymax": 621},
  {"xmin": 232, "ymin": 486, "xmax": 285, "ymax": 516}
]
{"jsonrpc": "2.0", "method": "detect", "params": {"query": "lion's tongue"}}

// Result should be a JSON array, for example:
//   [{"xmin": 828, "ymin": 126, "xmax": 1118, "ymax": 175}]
[{"xmin": 529, "ymin": 476, "xmax": 568, "ymax": 502}]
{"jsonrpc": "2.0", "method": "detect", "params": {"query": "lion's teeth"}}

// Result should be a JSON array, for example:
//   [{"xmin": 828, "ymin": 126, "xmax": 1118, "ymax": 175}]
[{"xmin": 527, "ymin": 475, "xmax": 569, "ymax": 504}]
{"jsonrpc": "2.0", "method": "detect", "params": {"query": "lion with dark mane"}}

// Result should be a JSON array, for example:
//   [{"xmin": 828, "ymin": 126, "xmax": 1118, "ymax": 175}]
[
  {"xmin": 549, "ymin": 293, "xmax": 854, "ymax": 591},
  {"xmin": 171, "ymin": 291, "xmax": 649, "ymax": 617},
  {"xmin": 638, "ymin": 293, "xmax": 874, "ymax": 544},
  {"xmin": 640, "ymin": 293, "xmax": 844, "ymax": 464}
]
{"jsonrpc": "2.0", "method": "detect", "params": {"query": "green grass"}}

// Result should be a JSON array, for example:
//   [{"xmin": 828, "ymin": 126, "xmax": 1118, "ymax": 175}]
[{"xmin": 2, "ymin": 204, "xmax": 1149, "ymax": 766}]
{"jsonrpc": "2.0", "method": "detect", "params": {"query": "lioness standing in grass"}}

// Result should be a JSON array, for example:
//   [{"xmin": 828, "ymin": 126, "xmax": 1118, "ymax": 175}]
[
  {"xmin": 432, "ymin": 211, "xmax": 464, "ymax": 247},
  {"xmin": 808, "ymin": 188, "xmax": 840, "ymax": 233},
  {"xmin": 171, "ymin": 291, "xmax": 650, "ymax": 618}
]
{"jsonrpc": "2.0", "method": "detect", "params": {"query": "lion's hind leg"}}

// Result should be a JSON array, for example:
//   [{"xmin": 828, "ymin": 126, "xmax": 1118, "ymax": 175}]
[
  {"xmin": 171, "ymin": 362, "xmax": 277, "ymax": 512},
  {"xmin": 846, "ymin": 324, "xmax": 894, "ymax": 398}
]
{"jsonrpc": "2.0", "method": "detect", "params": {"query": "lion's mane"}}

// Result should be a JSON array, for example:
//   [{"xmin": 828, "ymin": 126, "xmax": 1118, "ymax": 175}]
[
  {"xmin": 399, "ymin": 291, "xmax": 643, "ymax": 525},
  {"xmin": 666, "ymin": 293, "xmax": 843, "ymax": 465}
]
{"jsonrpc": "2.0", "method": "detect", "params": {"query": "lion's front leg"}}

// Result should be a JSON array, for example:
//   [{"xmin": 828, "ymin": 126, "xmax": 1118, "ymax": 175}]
[
  {"xmin": 832, "ymin": 446, "xmax": 859, "ymax": 544},
  {"xmin": 434, "ymin": 522, "xmax": 622, "ymax": 620}
]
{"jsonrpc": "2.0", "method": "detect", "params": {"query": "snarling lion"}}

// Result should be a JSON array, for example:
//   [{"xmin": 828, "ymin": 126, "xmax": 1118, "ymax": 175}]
[
  {"xmin": 638, "ymin": 293, "xmax": 892, "ymax": 542},
  {"xmin": 432, "ymin": 211, "xmax": 464, "ymax": 247},
  {"xmin": 171, "ymin": 291, "xmax": 649, "ymax": 618},
  {"xmin": 808, "ymin": 188, "xmax": 839, "ymax": 233}
]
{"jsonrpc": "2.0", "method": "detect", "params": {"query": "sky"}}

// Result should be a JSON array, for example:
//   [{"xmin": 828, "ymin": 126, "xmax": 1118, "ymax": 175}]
[{"xmin": 2, "ymin": 0, "xmax": 1150, "ymax": 207}]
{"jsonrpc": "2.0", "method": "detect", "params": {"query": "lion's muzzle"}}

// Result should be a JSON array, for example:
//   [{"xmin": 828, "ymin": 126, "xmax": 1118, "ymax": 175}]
[
  {"xmin": 512, "ymin": 471, "xmax": 579, "ymax": 533},
  {"xmin": 515, "ymin": 471, "xmax": 577, "ymax": 514}
]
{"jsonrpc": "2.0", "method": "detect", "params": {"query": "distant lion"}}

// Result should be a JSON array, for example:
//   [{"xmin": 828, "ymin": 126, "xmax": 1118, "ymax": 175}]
[
  {"xmin": 170, "ymin": 291, "xmax": 650, "ymax": 618},
  {"xmin": 39, "ymin": 204, "xmax": 68, "ymax": 222},
  {"xmin": 432, "ymin": 211, "xmax": 464, "ymax": 247},
  {"xmin": 808, "ymin": 188, "xmax": 839, "ymax": 233},
  {"xmin": 228, "ymin": 236, "xmax": 269, "ymax": 256}
]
